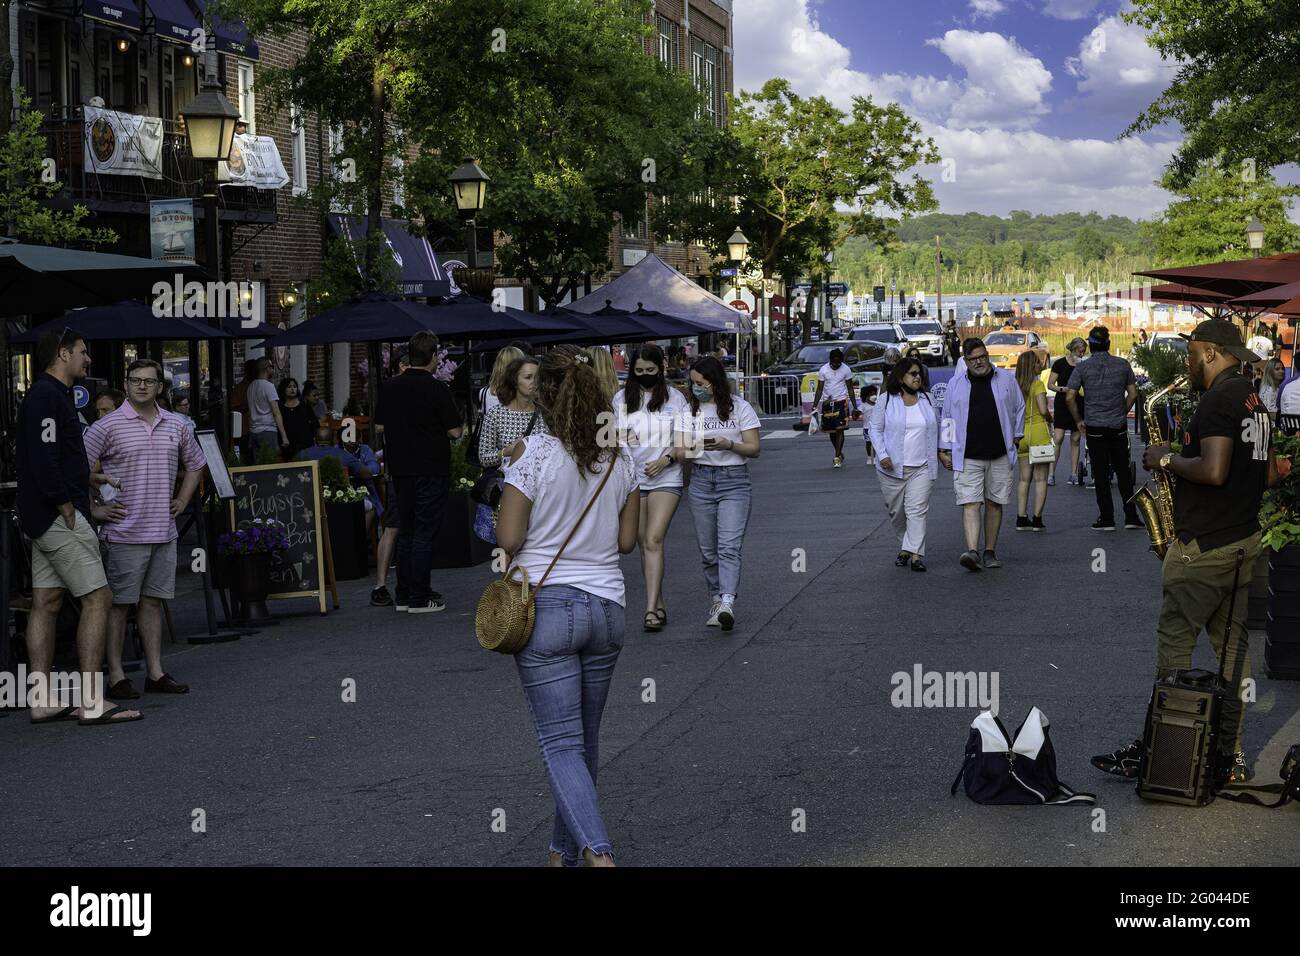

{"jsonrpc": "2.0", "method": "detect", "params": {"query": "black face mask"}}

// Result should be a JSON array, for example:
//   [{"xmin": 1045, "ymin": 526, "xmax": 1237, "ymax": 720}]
[
  {"xmin": 633, "ymin": 372, "xmax": 662, "ymax": 389},
  {"xmin": 901, "ymin": 381, "xmax": 919, "ymax": 395}
]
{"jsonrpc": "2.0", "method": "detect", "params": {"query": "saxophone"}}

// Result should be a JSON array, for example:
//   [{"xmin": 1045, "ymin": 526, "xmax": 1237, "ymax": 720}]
[{"xmin": 1129, "ymin": 376, "xmax": 1187, "ymax": 559}]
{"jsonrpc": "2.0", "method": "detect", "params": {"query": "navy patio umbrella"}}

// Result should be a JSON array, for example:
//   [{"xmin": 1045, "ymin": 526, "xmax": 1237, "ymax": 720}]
[
  {"xmin": 471, "ymin": 302, "xmax": 721, "ymax": 351},
  {"xmin": 0, "ymin": 238, "xmax": 205, "ymax": 314},
  {"xmin": 9, "ymin": 301, "xmax": 232, "ymax": 344},
  {"xmin": 258, "ymin": 292, "xmax": 580, "ymax": 348}
]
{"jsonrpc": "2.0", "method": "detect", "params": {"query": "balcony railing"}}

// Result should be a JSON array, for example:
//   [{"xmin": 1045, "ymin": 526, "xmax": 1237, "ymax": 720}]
[{"xmin": 35, "ymin": 106, "xmax": 277, "ymax": 218}]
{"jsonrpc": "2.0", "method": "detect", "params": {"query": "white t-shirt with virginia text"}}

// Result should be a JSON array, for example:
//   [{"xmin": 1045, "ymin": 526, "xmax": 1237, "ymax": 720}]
[
  {"xmin": 504, "ymin": 435, "xmax": 638, "ymax": 606},
  {"xmin": 817, "ymin": 362, "xmax": 854, "ymax": 403},
  {"xmin": 675, "ymin": 396, "xmax": 761, "ymax": 467}
]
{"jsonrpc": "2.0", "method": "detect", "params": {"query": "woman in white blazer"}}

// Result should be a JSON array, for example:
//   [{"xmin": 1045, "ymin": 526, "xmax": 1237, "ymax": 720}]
[{"xmin": 868, "ymin": 357, "xmax": 940, "ymax": 572}]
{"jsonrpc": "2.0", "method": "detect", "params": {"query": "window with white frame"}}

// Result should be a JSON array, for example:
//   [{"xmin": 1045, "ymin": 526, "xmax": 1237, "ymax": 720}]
[
  {"xmin": 656, "ymin": 15, "xmax": 678, "ymax": 69},
  {"xmin": 290, "ymin": 103, "xmax": 307, "ymax": 196},
  {"xmin": 237, "ymin": 62, "xmax": 255, "ymax": 134}
]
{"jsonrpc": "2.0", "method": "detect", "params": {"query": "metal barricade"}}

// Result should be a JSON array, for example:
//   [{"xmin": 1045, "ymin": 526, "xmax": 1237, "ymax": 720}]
[{"xmin": 738, "ymin": 373, "xmax": 805, "ymax": 418}]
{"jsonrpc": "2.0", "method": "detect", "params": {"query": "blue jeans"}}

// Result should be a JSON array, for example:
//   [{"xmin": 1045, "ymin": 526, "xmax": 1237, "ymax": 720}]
[
  {"xmin": 393, "ymin": 474, "xmax": 448, "ymax": 605},
  {"xmin": 515, "ymin": 584, "xmax": 625, "ymax": 864},
  {"xmin": 687, "ymin": 464, "xmax": 753, "ymax": 597}
]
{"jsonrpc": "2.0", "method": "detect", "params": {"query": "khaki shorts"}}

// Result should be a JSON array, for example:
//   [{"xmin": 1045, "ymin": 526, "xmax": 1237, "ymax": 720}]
[
  {"xmin": 953, "ymin": 455, "xmax": 1014, "ymax": 506},
  {"xmin": 104, "ymin": 540, "xmax": 178, "ymax": 604},
  {"xmin": 29, "ymin": 511, "xmax": 108, "ymax": 598}
]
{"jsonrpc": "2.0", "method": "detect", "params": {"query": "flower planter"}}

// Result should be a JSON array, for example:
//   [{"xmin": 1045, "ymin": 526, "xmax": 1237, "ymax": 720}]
[
  {"xmin": 432, "ymin": 490, "xmax": 493, "ymax": 569},
  {"xmin": 230, "ymin": 552, "xmax": 274, "ymax": 623},
  {"xmin": 1266, "ymin": 543, "xmax": 1300, "ymax": 680},
  {"xmin": 324, "ymin": 500, "xmax": 369, "ymax": 581}
]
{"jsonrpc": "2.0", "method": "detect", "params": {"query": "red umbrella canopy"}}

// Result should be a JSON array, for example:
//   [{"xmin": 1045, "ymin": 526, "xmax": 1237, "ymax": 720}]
[
  {"xmin": 1135, "ymin": 252, "xmax": 1300, "ymax": 298},
  {"xmin": 1109, "ymin": 282, "xmax": 1232, "ymax": 307},
  {"xmin": 1227, "ymin": 277, "xmax": 1300, "ymax": 307}
]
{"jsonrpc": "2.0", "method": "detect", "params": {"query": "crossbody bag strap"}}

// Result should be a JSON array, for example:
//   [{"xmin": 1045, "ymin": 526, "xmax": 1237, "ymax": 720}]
[
  {"xmin": 523, "ymin": 410, "xmax": 539, "ymax": 437},
  {"xmin": 534, "ymin": 454, "xmax": 619, "ymax": 590}
]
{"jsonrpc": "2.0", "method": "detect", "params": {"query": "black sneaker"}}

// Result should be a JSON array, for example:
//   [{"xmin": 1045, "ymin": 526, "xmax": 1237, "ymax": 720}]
[
  {"xmin": 407, "ymin": 598, "xmax": 446, "ymax": 614},
  {"xmin": 1015, "ymin": 515, "xmax": 1031, "ymax": 531},
  {"xmin": 960, "ymin": 549, "xmax": 983, "ymax": 572},
  {"xmin": 1031, "ymin": 515, "xmax": 1045, "ymax": 532},
  {"xmin": 982, "ymin": 550, "xmax": 1001, "ymax": 569},
  {"xmin": 1091, "ymin": 519, "xmax": 1116, "ymax": 532},
  {"xmin": 370, "ymin": 586, "xmax": 394, "ymax": 607},
  {"xmin": 1123, "ymin": 515, "xmax": 1144, "ymax": 530},
  {"xmin": 1092, "ymin": 738, "xmax": 1142, "ymax": 777}
]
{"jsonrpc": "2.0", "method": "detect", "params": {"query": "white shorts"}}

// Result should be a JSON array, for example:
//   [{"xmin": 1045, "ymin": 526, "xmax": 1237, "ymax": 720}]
[{"xmin": 953, "ymin": 455, "xmax": 1013, "ymax": 506}]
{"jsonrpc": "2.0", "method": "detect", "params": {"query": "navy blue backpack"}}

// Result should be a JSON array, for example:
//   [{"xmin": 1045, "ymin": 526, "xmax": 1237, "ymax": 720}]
[{"xmin": 951, "ymin": 708, "xmax": 1096, "ymax": 806}]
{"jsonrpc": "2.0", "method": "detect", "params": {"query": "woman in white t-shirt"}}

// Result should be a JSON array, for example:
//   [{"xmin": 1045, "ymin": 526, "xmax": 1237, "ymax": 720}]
[
  {"xmin": 496, "ymin": 345, "xmax": 640, "ymax": 868},
  {"xmin": 869, "ymin": 358, "xmax": 940, "ymax": 571},
  {"xmin": 671, "ymin": 355, "xmax": 762, "ymax": 631},
  {"xmin": 613, "ymin": 344, "xmax": 689, "ymax": 633}
]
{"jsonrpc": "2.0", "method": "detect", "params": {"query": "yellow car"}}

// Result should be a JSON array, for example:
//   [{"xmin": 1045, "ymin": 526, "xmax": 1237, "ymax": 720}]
[{"xmin": 983, "ymin": 330, "xmax": 1050, "ymax": 370}]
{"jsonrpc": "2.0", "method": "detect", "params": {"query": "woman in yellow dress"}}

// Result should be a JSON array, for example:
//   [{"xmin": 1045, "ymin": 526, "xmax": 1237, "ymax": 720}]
[{"xmin": 1015, "ymin": 351, "xmax": 1053, "ymax": 531}]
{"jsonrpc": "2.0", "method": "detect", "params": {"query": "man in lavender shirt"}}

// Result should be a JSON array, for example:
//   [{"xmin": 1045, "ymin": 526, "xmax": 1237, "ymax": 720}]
[{"xmin": 84, "ymin": 359, "xmax": 206, "ymax": 698}]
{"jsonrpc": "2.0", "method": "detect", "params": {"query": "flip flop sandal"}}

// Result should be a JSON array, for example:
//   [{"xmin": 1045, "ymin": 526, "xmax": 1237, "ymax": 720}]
[
  {"xmin": 643, "ymin": 612, "xmax": 663, "ymax": 632},
  {"xmin": 31, "ymin": 705, "xmax": 78, "ymax": 724},
  {"xmin": 78, "ymin": 706, "xmax": 144, "ymax": 726},
  {"xmin": 655, "ymin": 608, "xmax": 667, "ymax": 626}
]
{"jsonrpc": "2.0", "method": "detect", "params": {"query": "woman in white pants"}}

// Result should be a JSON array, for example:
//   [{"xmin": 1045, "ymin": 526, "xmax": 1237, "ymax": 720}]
[{"xmin": 868, "ymin": 357, "xmax": 939, "ymax": 572}]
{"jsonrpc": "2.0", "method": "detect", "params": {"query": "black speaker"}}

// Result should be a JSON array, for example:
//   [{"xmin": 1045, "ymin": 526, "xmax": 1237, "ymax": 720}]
[
  {"xmin": 1265, "ymin": 637, "xmax": 1300, "ymax": 680},
  {"xmin": 1137, "ymin": 671, "xmax": 1223, "ymax": 806}
]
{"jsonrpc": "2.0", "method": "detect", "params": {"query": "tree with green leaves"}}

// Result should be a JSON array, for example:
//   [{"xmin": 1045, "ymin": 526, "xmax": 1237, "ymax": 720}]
[
  {"xmin": 1125, "ymin": 0, "xmax": 1300, "ymax": 188},
  {"xmin": 1, "ymin": 93, "xmax": 117, "ymax": 246},
  {"xmin": 1139, "ymin": 161, "xmax": 1300, "ymax": 267}
]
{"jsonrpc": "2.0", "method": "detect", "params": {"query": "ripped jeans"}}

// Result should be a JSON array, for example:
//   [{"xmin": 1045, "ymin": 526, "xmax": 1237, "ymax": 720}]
[{"xmin": 515, "ymin": 584, "xmax": 626, "ymax": 863}]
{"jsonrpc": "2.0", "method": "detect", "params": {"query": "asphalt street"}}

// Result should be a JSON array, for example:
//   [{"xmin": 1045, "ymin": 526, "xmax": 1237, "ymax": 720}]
[{"xmin": 3, "ymin": 423, "xmax": 1298, "ymax": 866}]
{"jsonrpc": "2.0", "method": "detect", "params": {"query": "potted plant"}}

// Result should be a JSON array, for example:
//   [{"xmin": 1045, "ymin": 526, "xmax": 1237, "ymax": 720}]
[
  {"xmin": 217, "ymin": 519, "xmax": 289, "ymax": 623},
  {"xmin": 1259, "ymin": 433, "xmax": 1300, "ymax": 678},
  {"xmin": 433, "ymin": 438, "xmax": 493, "ymax": 569},
  {"xmin": 317, "ymin": 455, "xmax": 370, "ymax": 581}
]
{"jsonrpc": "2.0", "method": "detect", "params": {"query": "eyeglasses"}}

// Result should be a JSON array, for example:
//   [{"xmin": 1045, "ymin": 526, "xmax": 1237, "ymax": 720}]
[
  {"xmin": 967, "ymin": 353, "xmax": 990, "ymax": 364},
  {"xmin": 127, "ymin": 377, "xmax": 159, "ymax": 387}
]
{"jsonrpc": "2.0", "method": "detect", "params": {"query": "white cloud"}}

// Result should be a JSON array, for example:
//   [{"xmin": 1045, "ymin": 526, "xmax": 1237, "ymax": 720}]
[
  {"xmin": 1062, "ymin": 13, "xmax": 1180, "ymax": 128},
  {"xmin": 732, "ymin": 0, "xmax": 1176, "ymax": 217},
  {"xmin": 1041, "ymin": 0, "xmax": 1101, "ymax": 19},
  {"xmin": 969, "ymin": 0, "xmax": 1007, "ymax": 17},
  {"xmin": 928, "ymin": 30, "xmax": 1053, "ymax": 129}
]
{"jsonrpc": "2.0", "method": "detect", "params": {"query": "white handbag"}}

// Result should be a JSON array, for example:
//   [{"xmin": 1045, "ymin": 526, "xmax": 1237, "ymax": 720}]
[{"xmin": 1029, "ymin": 442, "xmax": 1056, "ymax": 464}]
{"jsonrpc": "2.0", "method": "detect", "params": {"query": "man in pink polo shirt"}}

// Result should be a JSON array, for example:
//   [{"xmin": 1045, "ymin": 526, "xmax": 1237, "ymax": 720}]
[{"xmin": 84, "ymin": 359, "xmax": 206, "ymax": 699}]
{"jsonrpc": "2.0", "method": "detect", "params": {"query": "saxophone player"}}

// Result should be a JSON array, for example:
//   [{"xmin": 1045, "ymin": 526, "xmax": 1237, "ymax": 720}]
[{"xmin": 1092, "ymin": 321, "xmax": 1281, "ymax": 784}]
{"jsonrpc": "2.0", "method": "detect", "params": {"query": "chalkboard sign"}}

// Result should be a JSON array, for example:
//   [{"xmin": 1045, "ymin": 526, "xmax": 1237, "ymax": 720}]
[{"xmin": 227, "ymin": 461, "xmax": 333, "ymax": 613}]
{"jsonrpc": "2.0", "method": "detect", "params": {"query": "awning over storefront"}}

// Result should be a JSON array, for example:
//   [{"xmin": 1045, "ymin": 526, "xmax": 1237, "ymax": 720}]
[
  {"xmin": 146, "ymin": 0, "xmax": 200, "ymax": 44},
  {"xmin": 82, "ymin": 0, "xmax": 143, "ymax": 31},
  {"xmin": 326, "ymin": 214, "xmax": 452, "ymax": 298},
  {"xmin": 192, "ymin": 0, "xmax": 259, "ymax": 60}
]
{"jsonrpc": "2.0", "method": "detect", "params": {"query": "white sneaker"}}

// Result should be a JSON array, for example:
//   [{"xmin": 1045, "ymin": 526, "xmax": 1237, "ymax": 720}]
[
  {"xmin": 717, "ymin": 596, "xmax": 735, "ymax": 631},
  {"xmin": 705, "ymin": 600, "xmax": 722, "ymax": 627}
]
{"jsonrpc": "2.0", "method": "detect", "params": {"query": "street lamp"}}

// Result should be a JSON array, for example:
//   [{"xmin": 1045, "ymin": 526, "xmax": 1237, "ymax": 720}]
[
  {"xmin": 728, "ymin": 228, "xmax": 748, "ymax": 375},
  {"xmin": 181, "ymin": 79, "xmax": 242, "ymax": 435},
  {"xmin": 449, "ymin": 157, "xmax": 490, "ymax": 269},
  {"xmin": 1247, "ymin": 218, "xmax": 1265, "ymax": 258}
]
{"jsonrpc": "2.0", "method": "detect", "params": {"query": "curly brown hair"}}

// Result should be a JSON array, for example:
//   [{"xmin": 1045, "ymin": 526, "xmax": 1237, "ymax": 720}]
[{"xmin": 537, "ymin": 344, "xmax": 614, "ymax": 475}]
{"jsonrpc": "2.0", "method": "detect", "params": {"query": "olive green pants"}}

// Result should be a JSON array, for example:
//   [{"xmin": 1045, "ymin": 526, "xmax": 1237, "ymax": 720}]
[{"xmin": 1156, "ymin": 531, "xmax": 1260, "ymax": 753}]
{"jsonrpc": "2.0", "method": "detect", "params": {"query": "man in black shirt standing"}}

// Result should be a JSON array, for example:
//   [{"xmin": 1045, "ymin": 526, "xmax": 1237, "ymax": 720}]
[
  {"xmin": 375, "ymin": 331, "xmax": 463, "ymax": 614},
  {"xmin": 17, "ymin": 329, "xmax": 140, "ymax": 725},
  {"xmin": 1093, "ymin": 321, "xmax": 1278, "ymax": 784}
]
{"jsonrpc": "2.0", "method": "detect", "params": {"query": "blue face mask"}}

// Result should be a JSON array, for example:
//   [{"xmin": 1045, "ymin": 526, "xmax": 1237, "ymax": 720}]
[{"xmin": 692, "ymin": 383, "xmax": 713, "ymax": 402}]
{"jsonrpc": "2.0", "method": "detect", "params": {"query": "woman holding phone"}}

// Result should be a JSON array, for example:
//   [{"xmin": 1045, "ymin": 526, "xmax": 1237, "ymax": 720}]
[{"xmin": 673, "ymin": 357, "xmax": 761, "ymax": 631}]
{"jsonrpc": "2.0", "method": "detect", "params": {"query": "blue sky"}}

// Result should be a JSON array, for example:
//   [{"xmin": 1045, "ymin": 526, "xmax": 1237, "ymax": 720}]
[{"xmin": 734, "ymin": 0, "xmax": 1183, "ymax": 219}]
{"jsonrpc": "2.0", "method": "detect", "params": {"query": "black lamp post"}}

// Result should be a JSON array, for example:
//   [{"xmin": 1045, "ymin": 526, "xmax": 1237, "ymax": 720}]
[
  {"xmin": 181, "ymin": 79, "xmax": 241, "ymax": 433},
  {"xmin": 450, "ymin": 157, "xmax": 490, "ymax": 270},
  {"xmin": 728, "ymin": 228, "xmax": 748, "ymax": 371}
]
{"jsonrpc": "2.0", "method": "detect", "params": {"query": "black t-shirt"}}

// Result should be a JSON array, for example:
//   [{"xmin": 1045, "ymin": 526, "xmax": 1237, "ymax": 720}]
[
  {"xmin": 1050, "ymin": 357, "xmax": 1081, "ymax": 414},
  {"xmin": 376, "ymin": 369, "xmax": 462, "ymax": 477},
  {"xmin": 965, "ymin": 372, "xmax": 1005, "ymax": 460},
  {"xmin": 1174, "ymin": 370, "xmax": 1270, "ymax": 550}
]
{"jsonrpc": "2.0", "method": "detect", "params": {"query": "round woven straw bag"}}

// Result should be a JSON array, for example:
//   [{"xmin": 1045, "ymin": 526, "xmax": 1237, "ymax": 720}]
[{"xmin": 476, "ymin": 565, "xmax": 535, "ymax": 654}]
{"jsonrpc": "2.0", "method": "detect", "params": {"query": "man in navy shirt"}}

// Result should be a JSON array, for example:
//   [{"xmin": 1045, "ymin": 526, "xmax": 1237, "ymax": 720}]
[{"xmin": 17, "ymin": 329, "xmax": 141, "ymax": 725}]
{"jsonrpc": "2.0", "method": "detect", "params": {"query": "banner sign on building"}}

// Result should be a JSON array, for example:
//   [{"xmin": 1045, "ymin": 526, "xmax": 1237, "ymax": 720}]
[
  {"xmin": 84, "ymin": 107, "xmax": 163, "ymax": 179},
  {"xmin": 149, "ymin": 199, "xmax": 196, "ymax": 263},
  {"xmin": 219, "ymin": 134, "xmax": 289, "ymax": 189}
]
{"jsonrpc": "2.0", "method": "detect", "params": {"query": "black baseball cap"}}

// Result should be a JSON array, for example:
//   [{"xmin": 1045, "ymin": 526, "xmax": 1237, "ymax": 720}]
[{"xmin": 1180, "ymin": 320, "xmax": 1261, "ymax": 362}]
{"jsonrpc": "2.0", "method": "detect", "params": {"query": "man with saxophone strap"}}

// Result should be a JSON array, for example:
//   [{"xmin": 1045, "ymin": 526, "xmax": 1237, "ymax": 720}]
[{"xmin": 1092, "ymin": 320, "xmax": 1279, "ymax": 783}]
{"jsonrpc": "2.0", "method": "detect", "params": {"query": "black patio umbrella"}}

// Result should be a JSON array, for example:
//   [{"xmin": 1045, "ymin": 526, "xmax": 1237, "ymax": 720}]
[
  {"xmin": 9, "ymin": 301, "xmax": 232, "ymax": 344},
  {"xmin": 0, "ymin": 238, "xmax": 205, "ymax": 314}
]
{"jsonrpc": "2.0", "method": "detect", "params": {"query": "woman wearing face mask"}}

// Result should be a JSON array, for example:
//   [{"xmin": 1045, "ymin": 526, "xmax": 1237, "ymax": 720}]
[
  {"xmin": 868, "ymin": 358, "xmax": 938, "ymax": 571},
  {"xmin": 614, "ymin": 345, "xmax": 688, "ymax": 632},
  {"xmin": 672, "ymin": 356, "xmax": 761, "ymax": 631},
  {"xmin": 1048, "ymin": 337, "xmax": 1086, "ymax": 485},
  {"xmin": 478, "ymin": 357, "xmax": 548, "ymax": 468}
]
